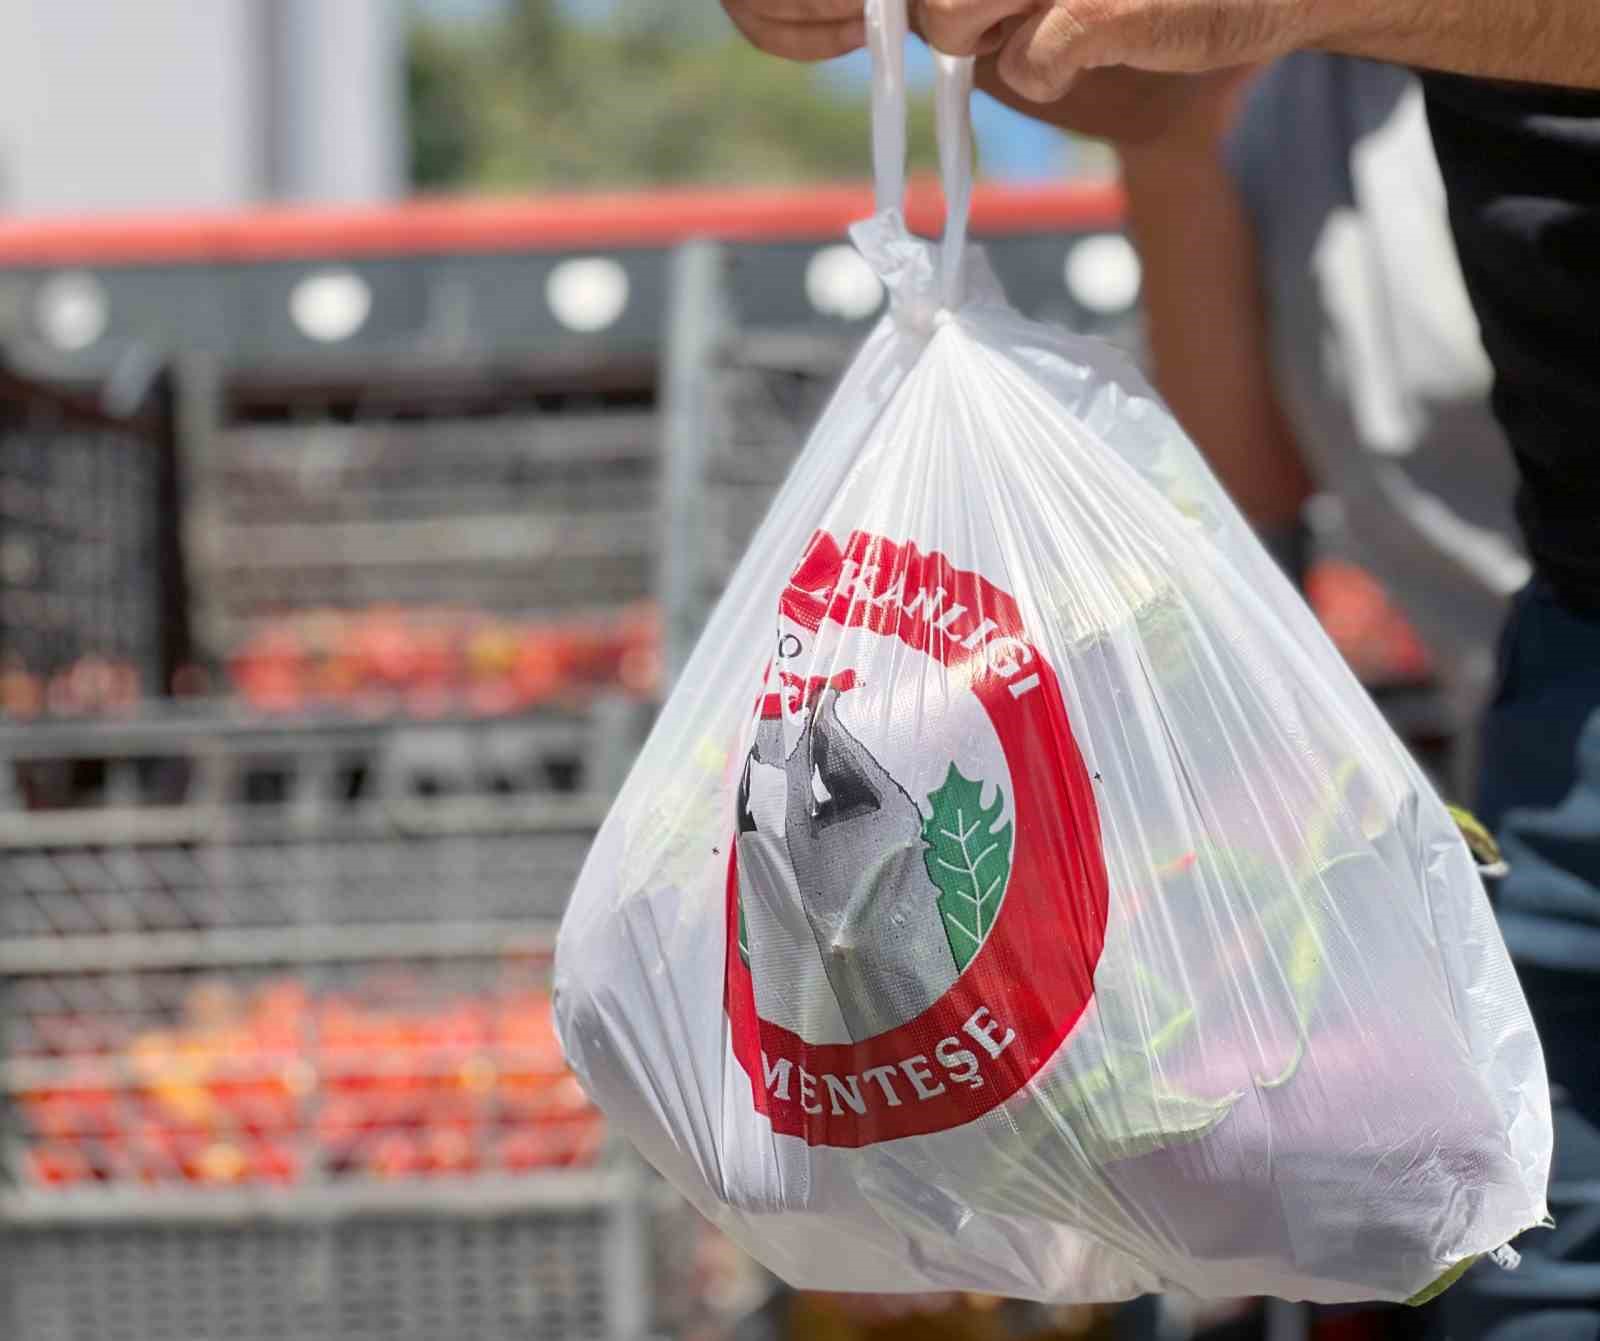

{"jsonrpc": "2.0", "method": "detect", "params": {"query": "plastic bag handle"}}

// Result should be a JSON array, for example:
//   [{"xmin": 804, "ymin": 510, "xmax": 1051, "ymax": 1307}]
[{"xmin": 867, "ymin": 0, "xmax": 977, "ymax": 309}]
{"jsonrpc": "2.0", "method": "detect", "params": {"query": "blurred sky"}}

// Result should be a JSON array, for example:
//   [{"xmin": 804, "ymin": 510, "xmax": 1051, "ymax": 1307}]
[{"xmin": 414, "ymin": 0, "xmax": 1071, "ymax": 180}]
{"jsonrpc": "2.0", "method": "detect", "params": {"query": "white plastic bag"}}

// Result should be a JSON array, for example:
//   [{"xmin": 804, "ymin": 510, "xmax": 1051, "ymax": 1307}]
[{"xmin": 554, "ymin": 0, "xmax": 1551, "ymax": 1305}]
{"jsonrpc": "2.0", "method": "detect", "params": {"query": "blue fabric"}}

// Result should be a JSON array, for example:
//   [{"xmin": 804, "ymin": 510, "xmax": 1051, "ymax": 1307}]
[
  {"xmin": 1430, "ymin": 582, "xmax": 1600, "ymax": 1338},
  {"xmin": 1480, "ymin": 1313, "xmax": 1600, "ymax": 1341},
  {"xmin": 1478, "ymin": 579, "xmax": 1600, "ymax": 974}
]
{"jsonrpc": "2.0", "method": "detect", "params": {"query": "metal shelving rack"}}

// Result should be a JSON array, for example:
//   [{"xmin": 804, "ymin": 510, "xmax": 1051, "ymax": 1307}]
[{"xmin": 0, "ymin": 703, "xmax": 674, "ymax": 1341}]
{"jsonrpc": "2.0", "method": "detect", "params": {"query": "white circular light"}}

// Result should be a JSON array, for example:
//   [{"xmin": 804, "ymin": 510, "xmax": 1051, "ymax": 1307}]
[
  {"xmin": 1064, "ymin": 234, "xmax": 1142, "ymax": 315},
  {"xmin": 289, "ymin": 270, "xmax": 373, "ymax": 343},
  {"xmin": 805, "ymin": 245, "xmax": 884, "ymax": 322},
  {"xmin": 35, "ymin": 271, "xmax": 109, "ymax": 351},
  {"xmin": 546, "ymin": 257, "xmax": 630, "ymax": 334}
]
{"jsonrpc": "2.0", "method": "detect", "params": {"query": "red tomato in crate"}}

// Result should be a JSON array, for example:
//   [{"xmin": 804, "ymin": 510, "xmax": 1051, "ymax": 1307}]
[
  {"xmin": 367, "ymin": 1132, "xmax": 426, "ymax": 1181},
  {"xmin": 143, "ymin": 1124, "xmax": 216, "ymax": 1185},
  {"xmin": 105, "ymin": 662, "xmax": 143, "ymax": 714},
  {"xmin": 191, "ymin": 1140, "xmax": 249, "ymax": 1185},
  {"xmin": 437, "ymin": 1000, "xmax": 492, "ymax": 1051},
  {"xmin": 213, "ymin": 1067, "xmax": 303, "ymax": 1136},
  {"xmin": 467, "ymin": 624, "xmax": 519, "ymax": 681},
  {"xmin": 313, "ymin": 1094, "xmax": 372, "ymax": 1160},
  {"xmin": 66, "ymin": 1062, "xmax": 121, "ymax": 1139},
  {"xmin": 619, "ymin": 645, "xmax": 662, "ymax": 698},
  {"xmin": 253, "ymin": 978, "xmax": 312, "ymax": 1028},
  {"xmin": 494, "ymin": 991, "xmax": 563, "ymax": 1060},
  {"xmin": 130, "ymin": 1118, "xmax": 187, "ymax": 1184},
  {"xmin": 247, "ymin": 1137, "xmax": 302, "ymax": 1186},
  {"xmin": 236, "ymin": 663, "xmax": 305, "ymax": 713},
  {"xmin": 454, "ymin": 1053, "xmax": 497, "ymax": 1103},
  {"xmin": 498, "ymin": 1126, "xmax": 556, "ymax": 1175},
  {"xmin": 548, "ymin": 1114, "xmax": 606, "ymax": 1168},
  {"xmin": 422, "ymin": 1122, "xmax": 480, "ymax": 1178},
  {"xmin": 88, "ymin": 1132, "xmax": 138, "ymax": 1186},
  {"xmin": 0, "ymin": 668, "xmax": 44, "ymax": 719},
  {"xmin": 410, "ymin": 626, "xmax": 459, "ymax": 689},
  {"xmin": 510, "ymin": 637, "xmax": 561, "ymax": 707},
  {"xmin": 231, "ymin": 626, "xmax": 308, "ymax": 712},
  {"xmin": 315, "ymin": 654, "xmax": 365, "ymax": 702},
  {"xmin": 497, "ymin": 1114, "xmax": 603, "ymax": 1172},
  {"xmin": 354, "ymin": 610, "xmax": 419, "ymax": 687},
  {"xmin": 20, "ymin": 1090, "xmax": 79, "ymax": 1141},
  {"xmin": 22, "ymin": 1062, "xmax": 122, "ymax": 1143},
  {"xmin": 26, "ymin": 1144, "xmax": 94, "ymax": 1189}
]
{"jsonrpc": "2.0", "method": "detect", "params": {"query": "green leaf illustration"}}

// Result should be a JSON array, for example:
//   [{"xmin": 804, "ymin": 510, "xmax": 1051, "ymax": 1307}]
[{"xmin": 922, "ymin": 764, "xmax": 1013, "ymax": 973}]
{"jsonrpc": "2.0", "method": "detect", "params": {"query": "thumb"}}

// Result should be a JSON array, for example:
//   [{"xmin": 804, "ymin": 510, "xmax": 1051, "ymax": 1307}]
[{"xmin": 994, "ymin": 3, "xmax": 1118, "ymax": 103}]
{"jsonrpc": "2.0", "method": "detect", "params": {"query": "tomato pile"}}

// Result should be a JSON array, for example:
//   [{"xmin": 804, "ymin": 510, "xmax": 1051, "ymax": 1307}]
[
  {"xmin": 228, "ymin": 603, "xmax": 662, "ymax": 717},
  {"xmin": 16, "ymin": 975, "xmax": 603, "ymax": 1191},
  {"xmin": 0, "ymin": 655, "xmax": 144, "ymax": 720},
  {"xmin": 0, "ymin": 571, "xmax": 1426, "ymax": 723}
]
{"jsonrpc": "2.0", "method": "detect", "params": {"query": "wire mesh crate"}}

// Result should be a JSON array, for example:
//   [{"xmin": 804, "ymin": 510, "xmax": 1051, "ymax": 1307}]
[
  {"xmin": 178, "ymin": 359, "xmax": 661, "ymax": 668},
  {"xmin": 0, "ymin": 1190, "xmax": 674, "ymax": 1341},
  {"xmin": 0, "ymin": 704, "xmax": 671, "ymax": 1341},
  {"xmin": 0, "ymin": 365, "xmax": 186, "ymax": 711}
]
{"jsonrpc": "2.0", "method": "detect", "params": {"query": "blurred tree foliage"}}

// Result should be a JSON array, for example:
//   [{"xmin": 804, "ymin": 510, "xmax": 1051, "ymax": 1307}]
[{"xmin": 407, "ymin": 0, "xmax": 941, "ymax": 192}]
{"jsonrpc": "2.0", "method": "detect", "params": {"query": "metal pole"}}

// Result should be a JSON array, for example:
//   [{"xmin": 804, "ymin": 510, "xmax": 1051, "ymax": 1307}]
[
  {"xmin": 606, "ymin": 1168, "xmax": 653, "ymax": 1341},
  {"xmin": 270, "ymin": 0, "xmax": 404, "ymax": 204},
  {"xmin": 658, "ymin": 241, "xmax": 730, "ymax": 687}
]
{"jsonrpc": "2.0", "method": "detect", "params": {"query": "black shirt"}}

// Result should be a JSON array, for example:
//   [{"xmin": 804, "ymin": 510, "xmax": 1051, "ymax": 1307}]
[{"xmin": 1421, "ymin": 74, "xmax": 1600, "ymax": 615}]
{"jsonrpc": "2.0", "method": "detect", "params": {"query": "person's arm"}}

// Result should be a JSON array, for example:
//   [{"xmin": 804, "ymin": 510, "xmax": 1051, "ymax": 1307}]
[
  {"xmin": 720, "ymin": 1, "xmax": 1600, "ymax": 101},
  {"xmin": 1114, "ymin": 98, "xmax": 1314, "ymax": 542},
  {"xmin": 923, "ymin": 0, "xmax": 1600, "ymax": 105}
]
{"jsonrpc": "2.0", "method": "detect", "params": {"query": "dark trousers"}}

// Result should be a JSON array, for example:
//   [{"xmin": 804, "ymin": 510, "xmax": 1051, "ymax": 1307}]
[{"xmin": 1431, "ymin": 580, "xmax": 1600, "ymax": 1340}]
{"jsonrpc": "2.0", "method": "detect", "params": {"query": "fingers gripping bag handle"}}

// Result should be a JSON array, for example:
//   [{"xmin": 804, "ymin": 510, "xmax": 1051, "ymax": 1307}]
[{"xmin": 861, "ymin": 0, "xmax": 981, "ymax": 315}]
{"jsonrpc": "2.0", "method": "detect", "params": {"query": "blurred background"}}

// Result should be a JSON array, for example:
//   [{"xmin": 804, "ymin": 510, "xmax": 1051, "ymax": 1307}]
[{"xmin": 0, "ymin": 3, "xmax": 1505, "ymax": 1341}]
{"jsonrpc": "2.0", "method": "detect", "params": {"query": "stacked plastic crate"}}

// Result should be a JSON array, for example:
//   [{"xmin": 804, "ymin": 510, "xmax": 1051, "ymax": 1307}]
[
  {"xmin": 0, "ymin": 708, "xmax": 669, "ymax": 1341},
  {"xmin": 184, "ymin": 362, "xmax": 662, "ymax": 686},
  {"xmin": 1, "ymin": 286, "xmax": 673, "ymax": 1341},
  {"xmin": 0, "ymin": 367, "xmax": 185, "ymax": 716}
]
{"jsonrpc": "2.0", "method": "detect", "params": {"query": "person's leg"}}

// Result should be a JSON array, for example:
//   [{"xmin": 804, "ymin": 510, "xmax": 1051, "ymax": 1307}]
[{"xmin": 1432, "ymin": 583, "xmax": 1600, "ymax": 1339}]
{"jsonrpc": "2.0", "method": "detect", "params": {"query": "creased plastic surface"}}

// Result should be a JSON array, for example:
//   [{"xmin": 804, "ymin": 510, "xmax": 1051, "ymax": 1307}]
[{"xmin": 553, "ymin": 0, "xmax": 1550, "ymax": 1306}]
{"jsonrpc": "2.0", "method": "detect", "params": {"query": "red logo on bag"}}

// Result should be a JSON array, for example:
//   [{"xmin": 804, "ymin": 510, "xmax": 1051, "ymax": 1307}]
[{"xmin": 725, "ymin": 529, "xmax": 1109, "ymax": 1147}]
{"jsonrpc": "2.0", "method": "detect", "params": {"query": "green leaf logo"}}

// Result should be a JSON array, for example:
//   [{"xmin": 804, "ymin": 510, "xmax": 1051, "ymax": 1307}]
[{"xmin": 922, "ymin": 764, "xmax": 1013, "ymax": 973}]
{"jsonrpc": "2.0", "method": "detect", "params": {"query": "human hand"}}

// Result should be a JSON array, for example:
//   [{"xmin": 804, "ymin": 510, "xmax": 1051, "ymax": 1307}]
[
  {"xmin": 971, "ymin": 57, "xmax": 1255, "ymax": 149},
  {"xmin": 911, "ymin": 0, "xmax": 1326, "ymax": 102},
  {"xmin": 718, "ymin": 0, "xmax": 869, "ymax": 62},
  {"xmin": 718, "ymin": 0, "xmax": 1269, "ymax": 148},
  {"xmin": 719, "ymin": 0, "xmax": 1332, "ymax": 85}
]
